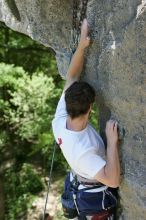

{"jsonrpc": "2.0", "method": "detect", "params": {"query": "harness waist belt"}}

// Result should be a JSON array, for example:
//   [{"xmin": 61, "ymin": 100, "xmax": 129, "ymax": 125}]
[{"xmin": 71, "ymin": 170, "xmax": 104, "ymax": 186}]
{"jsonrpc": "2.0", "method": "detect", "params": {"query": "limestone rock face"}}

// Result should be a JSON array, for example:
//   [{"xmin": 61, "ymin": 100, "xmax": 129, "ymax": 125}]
[{"xmin": 0, "ymin": 0, "xmax": 146, "ymax": 219}]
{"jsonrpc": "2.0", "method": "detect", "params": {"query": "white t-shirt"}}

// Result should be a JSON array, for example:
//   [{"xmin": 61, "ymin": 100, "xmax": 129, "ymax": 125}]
[{"xmin": 52, "ymin": 93, "xmax": 106, "ymax": 180}]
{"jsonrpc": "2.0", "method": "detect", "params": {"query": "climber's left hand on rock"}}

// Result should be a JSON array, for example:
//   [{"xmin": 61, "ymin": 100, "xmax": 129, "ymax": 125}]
[{"xmin": 78, "ymin": 18, "xmax": 90, "ymax": 50}]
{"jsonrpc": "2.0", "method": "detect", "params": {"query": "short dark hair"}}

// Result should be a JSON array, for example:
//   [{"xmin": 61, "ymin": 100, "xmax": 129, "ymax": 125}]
[{"xmin": 65, "ymin": 81, "xmax": 95, "ymax": 119}]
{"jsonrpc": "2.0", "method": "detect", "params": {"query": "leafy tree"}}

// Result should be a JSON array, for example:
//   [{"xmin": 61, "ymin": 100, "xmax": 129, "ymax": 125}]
[
  {"xmin": 0, "ymin": 22, "xmax": 57, "ymax": 76},
  {"xmin": 4, "ymin": 163, "xmax": 44, "ymax": 220},
  {"xmin": 0, "ymin": 22, "xmax": 99, "ymax": 220},
  {"xmin": 0, "ymin": 62, "xmax": 66, "ymax": 219},
  {"xmin": 0, "ymin": 62, "xmax": 65, "ymax": 162},
  {"xmin": 0, "ymin": 23, "xmax": 66, "ymax": 220}
]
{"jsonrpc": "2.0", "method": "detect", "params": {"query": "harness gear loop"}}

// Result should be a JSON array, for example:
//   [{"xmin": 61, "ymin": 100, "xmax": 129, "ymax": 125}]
[{"xmin": 73, "ymin": 194, "xmax": 80, "ymax": 215}]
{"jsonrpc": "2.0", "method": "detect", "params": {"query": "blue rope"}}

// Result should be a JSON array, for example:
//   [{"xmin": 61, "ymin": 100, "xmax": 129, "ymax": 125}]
[{"xmin": 43, "ymin": 141, "xmax": 57, "ymax": 220}]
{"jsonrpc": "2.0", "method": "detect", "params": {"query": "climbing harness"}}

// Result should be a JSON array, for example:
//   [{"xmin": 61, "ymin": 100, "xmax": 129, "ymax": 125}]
[
  {"xmin": 71, "ymin": 0, "xmax": 89, "ymax": 53},
  {"xmin": 61, "ymin": 172, "xmax": 118, "ymax": 219},
  {"xmin": 42, "ymin": 141, "xmax": 57, "ymax": 220}
]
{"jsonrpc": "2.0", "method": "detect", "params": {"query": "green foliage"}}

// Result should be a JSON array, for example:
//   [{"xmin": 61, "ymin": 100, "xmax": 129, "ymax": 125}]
[
  {"xmin": 0, "ymin": 22, "xmax": 100, "ymax": 220},
  {"xmin": 4, "ymin": 163, "xmax": 43, "ymax": 220},
  {"xmin": 0, "ymin": 62, "xmax": 61, "ymax": 150},
  {"xmin": 0, "ymin": 62, "xmax": 67, "ymax": 219},
  {"xmin": 19, "ymin": 163, "xmax": 44, "ymax": 194},
  {"xmin": 0, "ymin": 22, "xmax": 57, "ymax": 74},
  {"xmin": 5, "ymin": 70, "xmax": 56, "ymax": 139},
  {"xmin": 0, "ymin": 131, "xmax": 7, "ymax": 149},
  {"xmin": 90, "ymin": 103, "xmax": 99, "ymax": 131}
]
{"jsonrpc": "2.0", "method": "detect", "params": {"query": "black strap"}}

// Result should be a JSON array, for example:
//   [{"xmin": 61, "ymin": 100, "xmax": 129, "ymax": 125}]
[{"xmin": 71, "ymin": 174, "xmax": 106, "ymax": 193}]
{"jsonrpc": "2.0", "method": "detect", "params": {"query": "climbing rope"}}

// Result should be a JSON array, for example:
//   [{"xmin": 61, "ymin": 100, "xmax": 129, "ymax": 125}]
[{"xmin": 42, "ymin": 141, "xmax": 57, "ymax": 220}]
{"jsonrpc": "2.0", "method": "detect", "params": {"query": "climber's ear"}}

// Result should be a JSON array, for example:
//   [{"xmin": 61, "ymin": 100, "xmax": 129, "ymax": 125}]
[{"xmin": 88, "ymin": 105, "xmax": 92, "ymax": 114}]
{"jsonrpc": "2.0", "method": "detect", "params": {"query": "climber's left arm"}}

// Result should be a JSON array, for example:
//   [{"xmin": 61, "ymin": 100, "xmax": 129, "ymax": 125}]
[{"xmin": 64, "ymin": 19, "xmax": 90, "ymax": 91}]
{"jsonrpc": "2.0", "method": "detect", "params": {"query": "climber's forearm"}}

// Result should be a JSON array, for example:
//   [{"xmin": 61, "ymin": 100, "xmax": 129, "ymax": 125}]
[
  {"xmin": 105, "ymin": 143, "xmax": 120, "ymax": 187},
  {"xmin": 67, "ymin": 46, "xmax": 85, "ymax": 79},
  {"xmin": 94, "ymin": 143, "xmax": 120, "ymax": 188},
  {"xmin": 94, "ymin": 120, "xmax": 120, "ymax": 188},
  {"xmin": 64, "ymin": 47, "xmax": 85, "ymax": 89},
  {"xmin": 64, "ymin": 19, "xmax": 90, "ymax": 91},
  {"xmin": 104, "ymin": 122, "xmax": 120, "ymax": 187}
]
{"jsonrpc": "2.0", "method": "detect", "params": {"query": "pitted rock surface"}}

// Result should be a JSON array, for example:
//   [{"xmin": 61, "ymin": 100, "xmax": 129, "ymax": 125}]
[{"xmin": 0, "ymin": 1, "xmax": 146, "ymax": 219}]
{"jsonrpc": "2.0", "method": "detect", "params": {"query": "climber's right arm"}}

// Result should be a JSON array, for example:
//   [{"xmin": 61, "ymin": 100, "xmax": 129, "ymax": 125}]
[
  {"xmin": 64, "ymin": 19, "xmax": 90, "ymax": 91},
  {"xmin": 94, "ymin": 120, "xmax": 120, "ymax": 188}
]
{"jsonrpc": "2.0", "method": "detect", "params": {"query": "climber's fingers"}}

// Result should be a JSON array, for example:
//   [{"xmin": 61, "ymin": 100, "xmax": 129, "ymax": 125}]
[
  {"xmin": 105, "ymin": 120, "xmax": 118, "ymax": 146},
  {"xmin": 80, "ymin": 18, "xmax": 89, "ymax": 40},
  {"xmin": 78, "ymin": 19, "xmax": 90, "ymax": 49}
]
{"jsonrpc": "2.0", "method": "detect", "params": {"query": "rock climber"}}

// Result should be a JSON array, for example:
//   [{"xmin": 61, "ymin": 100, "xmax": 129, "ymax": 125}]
[{"xmin": 52, "ymin": 19, "xmax": 120, "ymax": 220}]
